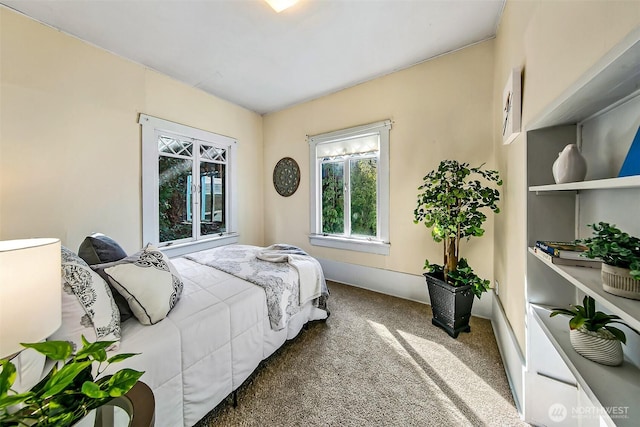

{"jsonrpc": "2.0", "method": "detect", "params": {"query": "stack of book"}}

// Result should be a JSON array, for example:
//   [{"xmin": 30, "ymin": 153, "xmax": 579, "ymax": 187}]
[{"xmin": 534, "ymin": 241, "xmax": 602, "ymax": 268}]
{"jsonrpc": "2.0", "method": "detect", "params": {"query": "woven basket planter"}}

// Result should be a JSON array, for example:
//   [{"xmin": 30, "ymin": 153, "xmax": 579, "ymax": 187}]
[
  {"xmin": 601, "ymin": 264, "xmax": 640, "ymax": 300},
  {"xmin": 423, "ymin": 272, "xmax": 474, "ymax": 339},
  {"xmin": 569, "ymin": 328, "xmax": 623, "ymax": 366}
]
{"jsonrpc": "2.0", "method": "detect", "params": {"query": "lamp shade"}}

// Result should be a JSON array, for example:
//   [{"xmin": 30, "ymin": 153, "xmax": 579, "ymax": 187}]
[{"xmin": 0, "ymin": 238, "xmax": 61, "ymax": 358}]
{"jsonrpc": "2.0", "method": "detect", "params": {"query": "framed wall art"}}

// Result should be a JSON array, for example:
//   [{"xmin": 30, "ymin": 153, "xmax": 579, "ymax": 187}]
[{"xmin": 502, "ymin": 67, "xmax": 521, "ymax": 145}]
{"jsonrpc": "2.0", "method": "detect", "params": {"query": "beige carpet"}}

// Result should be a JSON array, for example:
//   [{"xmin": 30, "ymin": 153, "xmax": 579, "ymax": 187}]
[{"xmin": 195, "ymin": 281, "xmax": 527, "ymax": 426}]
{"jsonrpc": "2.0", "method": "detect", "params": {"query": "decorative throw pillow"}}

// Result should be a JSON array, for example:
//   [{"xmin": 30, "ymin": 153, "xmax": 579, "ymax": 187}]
[
  {"xmin": 50, "ymin": 247, "xmax": 121, "ymax": 351},
  {"xmin": 96, "ymin": 245, "xmax": 183, "ymax": 325},
  {"xmin": 78, "ymin": 233, "xmax": 127, "ymax": 265},
  {"xmin": 48, "ymin": 276, "xmax": 98, "ymax": 352},
  {"xmin": 78, "ymin": 233, "xmax": 133, "ymax": 323}
]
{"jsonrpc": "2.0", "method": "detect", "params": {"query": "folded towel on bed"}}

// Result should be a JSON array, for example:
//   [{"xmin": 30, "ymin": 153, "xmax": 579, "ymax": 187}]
[{"xmin": 257, "ymin": 244, "xmax": 324, "ymax": 305}]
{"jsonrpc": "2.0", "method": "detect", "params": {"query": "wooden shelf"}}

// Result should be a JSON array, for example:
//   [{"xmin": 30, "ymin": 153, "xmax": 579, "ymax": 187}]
[
  {"xmin": 529, "ymin": 248, "xmax": 640, "ymax": 331},
  {"xmin": 529, "ymin": 175, "xmax": 640, "ymax": 192},
  {"xmin": 531, "ymin": 305, "xmax": 640, "ymax": 427}
]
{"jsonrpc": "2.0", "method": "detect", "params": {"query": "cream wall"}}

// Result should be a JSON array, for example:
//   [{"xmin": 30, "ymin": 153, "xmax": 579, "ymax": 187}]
[
  {"xmin": 263, "ymin": 41, "xmax": 496, "ymax": 284},
  {"xmin": 493, "ymin": 0, "xmax": 640, "ymax": 351},
  {"xmin": 0, "ymin": 8, "xmax": 264, "ymax": 253}
]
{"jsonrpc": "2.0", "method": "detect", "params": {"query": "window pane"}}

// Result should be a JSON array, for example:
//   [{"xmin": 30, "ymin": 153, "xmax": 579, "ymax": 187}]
[
  {"xmin": 321, "ymin": 162, "xmax": 344, "ymax": 234},
  {"xmin": 316, "ymin": 134, "xmax": 379, "ymax": 158},
  {"xmin": 158, "ymin": 135, "xmax": 192, "ymax": 157},
  {"xmin": 350, "ymin": 158, "xmax": 377, "ymax": 237},
  {"xmin": 200, "ymin": 162, "xmax": 226, "ymax": 236},
  {"xmin": 200, "ymin": 145, "xmax": 226, "ymax": 162},
  {"xmin": 159, "ymin": 155, "xmax": 193, "ymax": 243}
]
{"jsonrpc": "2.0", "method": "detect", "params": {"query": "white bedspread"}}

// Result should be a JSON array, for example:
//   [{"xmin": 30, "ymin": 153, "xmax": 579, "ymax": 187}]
[
  {"xmin": 107, "ymin": 255, "xmax": 328, "ymax": 427},
  {"xmin": 185, "ymin": 245, "xmax": 328, "ymax": 331}
]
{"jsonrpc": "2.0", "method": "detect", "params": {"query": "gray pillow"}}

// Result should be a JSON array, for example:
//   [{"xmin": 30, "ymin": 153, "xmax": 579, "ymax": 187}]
[{"xmin": 78, "ymin": 233, "xmax": 127, "ymax": 266}]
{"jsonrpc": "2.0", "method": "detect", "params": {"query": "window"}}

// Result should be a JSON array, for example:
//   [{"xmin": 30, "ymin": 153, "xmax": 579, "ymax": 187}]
[
  {"xmin": 308, "ymin": 120, "xmax": 391, "ymax": 255},
  {"xmin": 139, "ymin": 114, "xmax": 238, "ymax": 257}
]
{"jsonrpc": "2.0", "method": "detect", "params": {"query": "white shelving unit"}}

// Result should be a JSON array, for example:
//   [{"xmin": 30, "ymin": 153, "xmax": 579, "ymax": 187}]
[
  {"xmin": 531, "ymin": 305, "xmax": 640, "ymax": 427},
  {"xmin": 528, "ymin": 248, "xmax": 640, "ymax": 331},
  {"xmin": 524, "ymin": 31, "xmax": 640, "ymax": 426}
]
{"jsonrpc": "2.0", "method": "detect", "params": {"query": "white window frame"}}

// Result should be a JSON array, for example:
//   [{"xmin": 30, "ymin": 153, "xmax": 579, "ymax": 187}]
[
  {"xmin": 139, "ymin": 114, "xmax": 238, "ymax": 257},
  {"xmin": 308, "ymin": 120, "xmax": 391, "ymax": 255}
]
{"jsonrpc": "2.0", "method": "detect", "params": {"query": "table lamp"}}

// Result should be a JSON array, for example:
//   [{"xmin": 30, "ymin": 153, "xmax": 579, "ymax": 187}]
[{"xmin": 0, "ymin": 238, "xmax": 61, "ymax": 359}]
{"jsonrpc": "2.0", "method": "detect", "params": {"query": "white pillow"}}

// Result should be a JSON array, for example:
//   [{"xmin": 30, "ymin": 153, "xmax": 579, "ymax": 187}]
[
  {"xmin": 99, "ymin": 245, "xmax": 183, "ymax": 325},
  {"xmin": 10, "ymin": 347, "xmax": 46, "ymax": 393},
  {"xmin": 50, "ymin": 247, "xmax": 120, "ymax": 351},
  {"xmin": 48, "ymin": 277, "xmax": 97, "ymax": 352}
]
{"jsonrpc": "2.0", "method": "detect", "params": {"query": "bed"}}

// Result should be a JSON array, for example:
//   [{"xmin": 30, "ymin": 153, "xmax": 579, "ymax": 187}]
[{"xmin": 101, "ymin": 244, "xmax": 330, "ymax": 427}]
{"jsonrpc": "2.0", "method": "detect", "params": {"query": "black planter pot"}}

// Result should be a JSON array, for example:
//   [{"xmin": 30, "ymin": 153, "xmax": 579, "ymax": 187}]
[{"xmin": 424, "ymin": 272, "xmax": 475, "ymax": 338}]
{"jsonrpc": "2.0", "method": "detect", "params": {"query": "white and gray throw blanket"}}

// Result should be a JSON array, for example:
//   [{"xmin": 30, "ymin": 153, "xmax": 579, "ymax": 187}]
[{"xmin": 185, "ymin": 244, "xmax": 328, "ymax": 331}]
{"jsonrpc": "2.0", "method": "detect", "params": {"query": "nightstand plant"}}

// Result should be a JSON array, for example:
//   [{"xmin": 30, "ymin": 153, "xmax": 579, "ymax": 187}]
[{"xmin": 0, "ymin": 338, "xmax": 143, "ymax": 427}]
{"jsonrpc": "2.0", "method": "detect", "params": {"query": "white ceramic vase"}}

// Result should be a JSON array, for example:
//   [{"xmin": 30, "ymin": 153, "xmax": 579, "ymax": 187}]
[
  {"xmin": 569, "ymin": 328, "xmax": 623, "ymax": 366},
  {"xmin": 552, "ymin": 144, "xmax": 587, "ymax": 184}
]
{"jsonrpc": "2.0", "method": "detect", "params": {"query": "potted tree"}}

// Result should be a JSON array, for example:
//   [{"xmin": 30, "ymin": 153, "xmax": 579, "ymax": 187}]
[
  {"xmin": 551, "ymin": 296, "xmax": 637, "ymax": 366},
  {"xmin": 580, "ymin": 222, "xmax": 640, "ymax": 300},
  {"xmin": 414, "ymin": 160, "xmax": 501, "ymax": 338}
]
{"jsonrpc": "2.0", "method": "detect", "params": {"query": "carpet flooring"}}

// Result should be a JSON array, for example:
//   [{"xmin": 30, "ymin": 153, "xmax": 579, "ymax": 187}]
[{"xmin": 195, "ymin": 281, "xmax": 528, "ymax": 426}]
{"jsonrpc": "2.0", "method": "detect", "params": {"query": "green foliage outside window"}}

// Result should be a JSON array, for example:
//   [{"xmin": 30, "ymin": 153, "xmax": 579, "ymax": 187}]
[
  {"xmin": 158, "ymin": 156, "xmax": 192, "ymax": 242},
  {"xmin": 350, "ymin": 158, "xmax": 377, "ymax": 236},
  {"xmin": 321, "ymin": 162, "xmax": 344, "ymax": 234},
  {"xmin": 321, "ymin": 157, "xmax": 377, "ymax": 237}
]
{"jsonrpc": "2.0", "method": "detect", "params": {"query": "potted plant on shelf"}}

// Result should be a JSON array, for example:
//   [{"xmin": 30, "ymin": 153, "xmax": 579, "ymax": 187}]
[
  {"xmin": 414, "ymin": 159, "xmax": 501, "ymax": 338},
  {"xmin": 550, "ymin": 296, "xmax": 638, "ymax": 366},
  {"xmin": 580, "ymin": 222, "xmax": 640, "ymax": 300},
  {"xmin": 0, "ymin": 337, "xmax": 143, "ymax": 426}
]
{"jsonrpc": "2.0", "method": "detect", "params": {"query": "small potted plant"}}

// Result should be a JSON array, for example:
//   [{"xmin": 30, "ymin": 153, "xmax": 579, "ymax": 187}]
[
  {"xmin": 580, "ymin": 222, "xmax": 640, "ymax": 300},
  {"xmin": 551, "ymin": 296, "xmax": 637, "ymax": 366},
  {"xmin": 414, "ymin": 160, "xmax": 501, "ymax": 338},
  {"xmin": 0, "ymin": 338, "xmax": 143, "ymax": 426}
]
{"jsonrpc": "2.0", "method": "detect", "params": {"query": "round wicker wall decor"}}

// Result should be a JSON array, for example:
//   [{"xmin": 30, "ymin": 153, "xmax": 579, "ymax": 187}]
[{"xmin": 273, "ymin": 157, "xmax": 300, "ymax": 197}]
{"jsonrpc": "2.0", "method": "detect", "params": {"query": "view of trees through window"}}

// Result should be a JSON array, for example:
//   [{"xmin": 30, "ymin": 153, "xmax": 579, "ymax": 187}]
[
  {"xmin": 321, "ymin": 157, "xmax": 377, "ymax": 237},
  {"xmin": 350, "ymin": 158, "xmax": 377, "ymax": 236},
  {"xmin": 158, "ymin": 150, "xmax": 226, "ymax": 243},
  {"xmin": 321, "ymin": 162, "xmax": 344, "ymax": 234},
  {"xmin": 159, "ymin": 156, "xmax": 192, "ymax": 242}
]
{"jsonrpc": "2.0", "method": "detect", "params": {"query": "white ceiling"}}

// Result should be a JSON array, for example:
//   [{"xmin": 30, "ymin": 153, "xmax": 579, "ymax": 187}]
[{"xmin": 2, "ymin": 0, "xmax": 505, "ymax": 115}]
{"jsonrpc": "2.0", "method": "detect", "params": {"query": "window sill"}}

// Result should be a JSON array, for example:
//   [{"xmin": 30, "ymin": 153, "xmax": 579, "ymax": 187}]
[
  {"xmin": 309, "ymin": 235, "xmax": 390, "ymax": 255},
  {"xmin": 159, "ymin": 233, "xmax": 239, "ymax": 258}
]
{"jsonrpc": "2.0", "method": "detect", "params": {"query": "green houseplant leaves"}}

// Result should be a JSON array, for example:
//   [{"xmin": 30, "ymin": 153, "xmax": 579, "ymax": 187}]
[
  {"xmin": 0, "ymin": 338, "xmax": 143, "ymax": 427},
  {"xmin": 550, "ymin": 295, "xmax": 638, "ymax": 344},
  {"xmin": 580, "ymin": 222, "xmax": 640, "ymax": 279},
  {"xmin": 414, "ymin": 160, "xmax": 501, "ymax": 297}
]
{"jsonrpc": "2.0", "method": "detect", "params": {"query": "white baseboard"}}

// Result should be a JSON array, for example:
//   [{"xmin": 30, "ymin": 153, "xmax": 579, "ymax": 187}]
[
  {"xmin": 318, "ymin": 258, "xmax": 493, "ymax": 319},
  {"xmin": 491, "ymin": 293, "xmax": 525, "ymax": 417}
]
